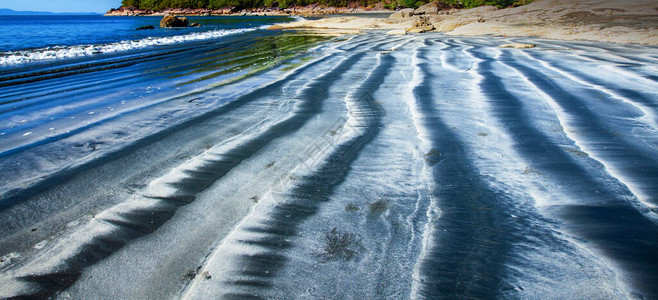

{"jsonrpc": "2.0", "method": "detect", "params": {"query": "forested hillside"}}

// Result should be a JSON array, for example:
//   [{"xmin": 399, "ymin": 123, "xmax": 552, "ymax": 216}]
[{"xmin": 120, "ymin": 0, "xmax": 530, "ymax": 10}]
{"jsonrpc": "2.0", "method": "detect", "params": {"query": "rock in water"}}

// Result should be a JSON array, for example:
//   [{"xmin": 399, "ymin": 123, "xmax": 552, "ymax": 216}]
[
  {"xmin": 160, "ymin": 15, "xmax": 189, "ymax": 28},
  {"xmin": 190, "ymin": 22, "xmax": 202, "ymax": 27},
  {"xmin": 499, "ymin": 43, "xmax": 536, "ymax": 49},
  {"xmin": 136, "ymin": 25, "xmax": 155, "ymax": 30},
  {"xmin": 389, "ymin": 8, "xmax": 415, "ymax": 19}
]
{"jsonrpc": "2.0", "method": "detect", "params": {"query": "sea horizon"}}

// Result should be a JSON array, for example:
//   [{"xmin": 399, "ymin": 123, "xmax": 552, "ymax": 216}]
[{"xmin": 0, "ymin": 8, "xmax": 104, "ymax": 16}]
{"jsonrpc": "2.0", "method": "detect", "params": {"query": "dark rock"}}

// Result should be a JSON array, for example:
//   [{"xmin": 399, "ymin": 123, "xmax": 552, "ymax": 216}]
[
  {"xmin": 160, "ymin": 15, "xmax": 189, "ymax": 28},
  {"xmin": 136, "ymin": 25, "xmax": 155, "ymax": 30},
  {"xmin": 190, "ymin": 22, "xmax": 201, "ymax": 27}
]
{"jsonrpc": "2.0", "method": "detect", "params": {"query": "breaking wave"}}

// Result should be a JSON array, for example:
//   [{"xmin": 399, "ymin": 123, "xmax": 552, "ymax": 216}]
[{"xmin": 0, "ymin": 25, "xmax": 269, "ymax": 66}]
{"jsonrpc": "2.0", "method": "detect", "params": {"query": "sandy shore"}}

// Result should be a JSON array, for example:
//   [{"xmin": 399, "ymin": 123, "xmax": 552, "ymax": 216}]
[{"xmin": 273, "ymin": 0, "xmax": 658, "ymax": 45}]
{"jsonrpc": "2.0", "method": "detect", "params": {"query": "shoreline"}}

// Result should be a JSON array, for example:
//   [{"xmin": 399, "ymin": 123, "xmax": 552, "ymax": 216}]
[
  {"xmin": 104, "ymin": 6, "xmax": 393, "ymax": 17},
  {"xmin": 104, "ymin": 1, "xmax": 658, "ymax": 45}
]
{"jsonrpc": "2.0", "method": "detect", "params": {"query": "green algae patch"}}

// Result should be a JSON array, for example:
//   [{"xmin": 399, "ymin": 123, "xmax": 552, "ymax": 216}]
[{"xmin": 182, "ymin": 33, "xmax": 333, "ymax": 88}]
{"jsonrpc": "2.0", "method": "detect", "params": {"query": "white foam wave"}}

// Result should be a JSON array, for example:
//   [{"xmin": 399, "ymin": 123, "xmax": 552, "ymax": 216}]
[
  {"xmin": 292, "ymin": 15, "xmax": 307, "ymax": 22},
  {"xmin": 0, "ymin": 25, "xmax": 269, "ymax": 66}
]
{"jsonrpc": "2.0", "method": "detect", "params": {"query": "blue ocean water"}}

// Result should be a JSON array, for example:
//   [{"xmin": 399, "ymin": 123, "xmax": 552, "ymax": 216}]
[
  {"xmin": 0, "ymin": 13, "xmax": 329, "ymax": 172},
  {"xmin": 0, "ymin": 15, "xmax": 296, "ymax": 64}
]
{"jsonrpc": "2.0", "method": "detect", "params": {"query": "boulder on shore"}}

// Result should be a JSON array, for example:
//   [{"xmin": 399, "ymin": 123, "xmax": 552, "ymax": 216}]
[
  {"xmin": 414, "ymin": 1, "xmax": 452, "ymax": 15},
  {"xmin": 389, "ymin": 8, "xmax": 415, "ymax": 19},
  {"xmin": 160, "ymin": 15, "xmax": 189, "ymax": 28},
  {"xmin": 407, "ymin": 16, "xmax": 434, "ymax": 33}
]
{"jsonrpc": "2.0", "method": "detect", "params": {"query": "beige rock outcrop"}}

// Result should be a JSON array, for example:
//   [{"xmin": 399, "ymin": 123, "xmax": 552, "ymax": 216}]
[
  {"xmin": 407, "ymin": 16, "xmax": 435, "ymax": 33},
  {"xmin": 390, "ymin": 8, "xmax": 415, "ymax": 19},
  {"xmin": 414, "ymin": 1, "xmax": 452, "ymax": 15}
]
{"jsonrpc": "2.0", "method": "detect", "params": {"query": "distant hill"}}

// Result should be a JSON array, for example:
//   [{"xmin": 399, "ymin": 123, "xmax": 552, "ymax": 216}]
[{"xmin": 0, "ymin": 8, "xmax": 102, "ymax": 15}]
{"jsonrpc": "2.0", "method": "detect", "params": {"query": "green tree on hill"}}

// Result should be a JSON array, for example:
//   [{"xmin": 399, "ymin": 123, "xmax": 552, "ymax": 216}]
[{"xmin": 122, "ymin": 0, "xmax": 140, "ymax": 8}]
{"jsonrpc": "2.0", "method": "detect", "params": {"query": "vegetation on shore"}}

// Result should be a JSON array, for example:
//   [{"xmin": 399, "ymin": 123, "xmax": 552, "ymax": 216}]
[{"xmin": 120, "ymin": 0, "xmax": 532, "ymax": 11}]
